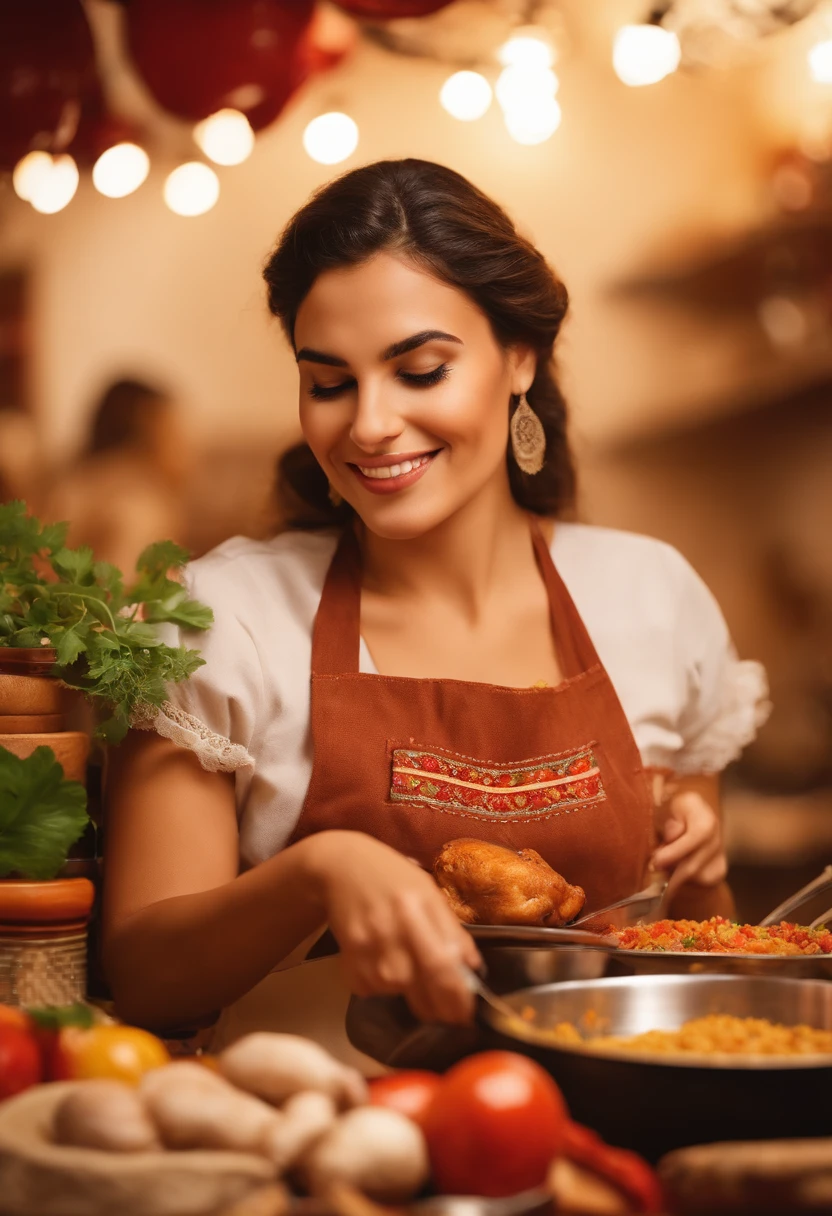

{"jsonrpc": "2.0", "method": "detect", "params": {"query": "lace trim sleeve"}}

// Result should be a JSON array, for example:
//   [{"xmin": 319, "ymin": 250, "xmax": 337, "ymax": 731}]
[
  {"xmin": 675, "ymin": 659, "xmax": 772, "ymax": 775},
  {"xmin": 132, "ymin": 700, "xmax": 255, "ymax": 773}
]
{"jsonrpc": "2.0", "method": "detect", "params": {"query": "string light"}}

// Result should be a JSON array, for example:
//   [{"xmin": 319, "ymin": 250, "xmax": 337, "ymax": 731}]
[
  {"xmin": 503, "ymin": 96, "xmax": 562, "ymax": 146},
  {"xmin": 808, "ymin": 39, "xmax": 832, "ymax": 84},
  {"xmin": 496, "ymin": 65, "xmax": 559, "ymax": 112},
  {"xmin": 498, "ymin": 29, "xmax": 555, "ymax": 70},
  {"xmin": 613, "ymin": 24, "xmax": 681, "ymax": 87},
  {"xmin": 163, "ymin": 162, "xmax": 219, "ymax": 216},
  {"xmin": 302, "ymin": 113, "xmax": 359, "ymax": 165},
  {"xmin": 92, "ymin": 142, "xmax": 150, "ymax": 198},
  {"xmin": 193, "ymin": 109, "xmax": 255, "ymax": 166},
  {"xmin": 440, "ymin": 71, "xmax": 492, "ymax": 121},
  {"xmin": 12, "ymin": 151, "xmax": 53, "ymax": 202},
  {"xmin": 28, "ymin": 155, "xmax": 79, "ymax": 214}
]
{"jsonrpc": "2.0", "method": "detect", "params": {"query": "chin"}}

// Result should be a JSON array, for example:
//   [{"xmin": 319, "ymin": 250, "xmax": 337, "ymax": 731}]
[{"xmin": 352, "ymin": 498, "xmax": 458, "ymax": 541}]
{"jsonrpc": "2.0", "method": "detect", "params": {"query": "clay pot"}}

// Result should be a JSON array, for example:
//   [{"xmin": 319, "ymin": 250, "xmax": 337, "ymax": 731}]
[
  {"xmin": 0, "ymin": 878, "xmax": 95, "ymax": 1007},
  {"xmin": 0, "ymin": 732, "xmax": 89, "ymax": 783},
  {"xmin": 0, "ymin": 649, "xmax": 69, "ymax": 738}
]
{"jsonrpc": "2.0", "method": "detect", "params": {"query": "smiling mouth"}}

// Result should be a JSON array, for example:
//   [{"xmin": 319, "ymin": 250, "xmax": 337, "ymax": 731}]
[{"xmin": 352, "ymin": 451, "xmax": 437, "ymax": 480}]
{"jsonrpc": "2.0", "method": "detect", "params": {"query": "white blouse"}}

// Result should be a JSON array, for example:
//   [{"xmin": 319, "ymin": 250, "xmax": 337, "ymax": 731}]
[{"xmin": 143, "ymin": 524, "xmax": 770, "ymax": 870}]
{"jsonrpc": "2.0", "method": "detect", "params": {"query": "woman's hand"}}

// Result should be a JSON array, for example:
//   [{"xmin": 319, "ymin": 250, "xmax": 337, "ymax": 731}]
[
  {"xmin": 303, "ymin": 830, "xmax": 482, "ymax": 1024},
  {"xmin": 651, "ymin": 790, "xmax": 727, "ymax": 902}
]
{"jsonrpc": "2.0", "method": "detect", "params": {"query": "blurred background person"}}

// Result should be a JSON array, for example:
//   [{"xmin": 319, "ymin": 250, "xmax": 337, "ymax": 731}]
[
  {"xmin": 41, "ymin": 378, "xmax": 190, "ymax": 576},
  {"xmin": 0, "ymin": 408, "xmax": 41, "ymax": 507}
]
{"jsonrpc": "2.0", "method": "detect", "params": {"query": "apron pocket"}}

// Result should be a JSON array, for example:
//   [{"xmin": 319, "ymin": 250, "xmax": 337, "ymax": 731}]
[{"xmin": 387, "ymin": 740, "xmax": 606, "ymax": 820}]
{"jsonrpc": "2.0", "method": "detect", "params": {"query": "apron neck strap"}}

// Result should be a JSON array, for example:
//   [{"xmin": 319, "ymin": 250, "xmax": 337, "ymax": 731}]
[{"xmin": 312, "ymin": 519, "xmax": 602, "ymax": 678}]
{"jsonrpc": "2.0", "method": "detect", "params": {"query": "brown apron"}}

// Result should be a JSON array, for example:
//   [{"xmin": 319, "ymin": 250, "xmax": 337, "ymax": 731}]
[{"xmin": 211, "ymin": 521, "xmax": 654, "ymax": 1065}]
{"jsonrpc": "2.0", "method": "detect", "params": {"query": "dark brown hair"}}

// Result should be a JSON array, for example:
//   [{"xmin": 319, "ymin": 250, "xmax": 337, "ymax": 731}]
[
  {"xmin": 263, "ymin": 158, "xmax": 575, "ymax": 528},
  {"xmin": 86, "ymin": 378, "xmax": 169, "ymax": 457}
]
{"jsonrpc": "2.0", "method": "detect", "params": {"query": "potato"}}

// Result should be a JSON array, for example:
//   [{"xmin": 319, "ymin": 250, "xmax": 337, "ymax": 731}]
[
  {"xmin": 299, "ymin": 1107, "xmax": 429, "ymax": 1203},
  {"xmin": 219, "ymin": 1034, "xmax": 368, "ymax": 1108},
  {"xmin": 53, "ymin": 1080, "xmax": 160, "ymax": 1153},
  {"xmin": 140, "ymin": 1061, "xmax": 282, "ymax": 1156}
]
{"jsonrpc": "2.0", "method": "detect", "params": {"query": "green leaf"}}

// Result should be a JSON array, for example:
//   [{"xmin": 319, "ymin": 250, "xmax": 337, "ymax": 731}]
[
  {"xmin": 52, "ymin": 547, "xmax": 95, "ymax": 584},
  {"xmin": 135, "ymin": 539, "xmax": 190, "ymax": 579},
  {"xmin": 54, "ymin": 625, "xmax": 88, "ymax": 666},
  {"xmin": 0, "ymin": 746, "xmax": 89, "ymax": 880},
  {"xmin": 27, "ymin": 1002, "xmax": 95, "ymax": 1031}
]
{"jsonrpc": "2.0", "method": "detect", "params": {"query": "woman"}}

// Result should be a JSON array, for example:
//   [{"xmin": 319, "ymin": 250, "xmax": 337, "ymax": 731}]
[{"xmin": 103, "ymin": 159, "xmax": 768, "ymax": 1064}]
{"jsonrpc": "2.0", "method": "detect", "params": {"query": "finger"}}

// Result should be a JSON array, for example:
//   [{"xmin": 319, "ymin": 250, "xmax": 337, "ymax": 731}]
[
  {"xmin": 399, "ymin": 902, "xmax": 476, "ymax": 1024},
  {"xmin": 662, "ymin": 816, "xmax": 685, "ymax": 844},
  {"xmin": 666, "ymin": 841, "xmax": 725, "ymax": 900},
  {"xmin": 652, "ymin": 818, "xmax": 718, "ymax": 870}
]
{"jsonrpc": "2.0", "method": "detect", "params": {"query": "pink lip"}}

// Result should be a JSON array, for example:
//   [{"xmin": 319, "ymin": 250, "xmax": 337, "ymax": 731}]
[{"xmin": 348, "ymin": 450, "xmax": 439, "ymax": 495}]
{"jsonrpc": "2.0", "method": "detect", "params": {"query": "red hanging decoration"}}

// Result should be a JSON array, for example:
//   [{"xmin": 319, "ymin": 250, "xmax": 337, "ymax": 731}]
[
  {"xmin": 125, "ymin": 0, "xmax": 316, "ymax": 130},
  {"xmin": 0, "ymin": 0, "xmax": 96, "ymax": 171},
  {"xmin": 332, "ymin": 1, "xmax": 455, "ymax": 17}
]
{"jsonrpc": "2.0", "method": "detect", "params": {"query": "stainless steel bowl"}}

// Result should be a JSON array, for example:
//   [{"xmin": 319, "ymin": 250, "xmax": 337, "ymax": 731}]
[{"xmin": 481, "ymin": 975, "xmax": 832, "ymax": 1159}]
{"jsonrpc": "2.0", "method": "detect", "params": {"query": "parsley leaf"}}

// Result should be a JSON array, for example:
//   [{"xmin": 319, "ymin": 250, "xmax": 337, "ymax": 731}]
[
  {"xmin": 0, "ymin": 747, "xmax": 89, "ymax": 880},
  {"xmin": 0, "ymin": 501, "xmax": 213, "ymax": 740}
]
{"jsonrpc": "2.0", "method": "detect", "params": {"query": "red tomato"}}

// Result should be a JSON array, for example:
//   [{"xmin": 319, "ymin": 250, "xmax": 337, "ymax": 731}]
[
  {"xmin": 0, "ymin": 1006, "xmax": 32, "ymax": 1034},
  {"xmin": 0, "ymin": 1024, "xmax": 42, "ymax": 1100},
  {"xmin": 422, "ymin": 1051, "xmax": 568, "ymax": 1197},
  {"xmin": 368, "ymin": 1071, "xmax": 442, "ymax": 1127}
]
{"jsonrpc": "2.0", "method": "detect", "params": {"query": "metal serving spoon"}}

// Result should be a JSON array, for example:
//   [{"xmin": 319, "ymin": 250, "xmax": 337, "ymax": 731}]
[{"xmin": 569, "ymin": 873, "xmax": 669, "ymax": 929}]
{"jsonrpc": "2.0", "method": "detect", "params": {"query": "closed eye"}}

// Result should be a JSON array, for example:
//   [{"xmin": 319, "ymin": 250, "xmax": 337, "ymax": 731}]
[{"xmin": 308, "ymin": 364, "xmax": 450, "ymax": 400}]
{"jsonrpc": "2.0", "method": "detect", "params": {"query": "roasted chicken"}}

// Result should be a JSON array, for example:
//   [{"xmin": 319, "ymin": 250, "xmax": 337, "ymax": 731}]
[{"xmin": 433, "ymin": 838, "xmax": 586, "ymax": 927}]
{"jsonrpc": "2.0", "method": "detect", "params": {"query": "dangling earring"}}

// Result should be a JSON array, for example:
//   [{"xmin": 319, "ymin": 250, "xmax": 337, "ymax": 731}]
[
  {"xmin": 328, "ymin": 484, "xmax": 343, "ymax": 508},
  {"xmin": 510, "ymin": 392, "xmax": 546, "ymax": 475}
]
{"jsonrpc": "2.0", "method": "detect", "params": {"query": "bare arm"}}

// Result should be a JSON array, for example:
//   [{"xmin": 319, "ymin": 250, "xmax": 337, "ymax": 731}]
[
  {"xmin": 102, "ymin": 731, "xmax": 480, "ymax": 1032},
  {"xmin": 101, "ymin": 731, "xmax": 329, "ymax": 1030}
]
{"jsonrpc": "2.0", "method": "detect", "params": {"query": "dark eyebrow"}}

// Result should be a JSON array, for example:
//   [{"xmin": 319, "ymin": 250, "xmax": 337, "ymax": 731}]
[
  {"xmin": 295, "ymin": 348, "xmax": 349, "ymax": 367},
  {"xmin": 295, "ymin": 330, "xmax": 462, "ymax": 368},
  {"xmin": 382, "ymin": 330, "xmax": 463, "ymax": 360}
]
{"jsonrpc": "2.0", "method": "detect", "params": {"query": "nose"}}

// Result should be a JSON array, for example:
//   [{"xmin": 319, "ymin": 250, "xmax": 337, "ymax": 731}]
[{"xmin": 349, "ymin": 384, "xmax": 405, "ymax": 452}]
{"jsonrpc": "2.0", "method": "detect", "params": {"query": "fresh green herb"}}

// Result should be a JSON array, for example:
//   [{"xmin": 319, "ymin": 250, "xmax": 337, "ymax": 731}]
[
  {"xmin": 0, "ymin": 501, "xmax": 212, "ymax": 741},
  {"xmin": 0, "ymin": 746, "xmax": 89, "ymax": 880},
  {"xmin": 27, "ymin": 1002, "xmax": 95, "ymax": 1030},
  {"xmin": 681, "ymin": 936, "xmax": 698, "ymax": 948}
]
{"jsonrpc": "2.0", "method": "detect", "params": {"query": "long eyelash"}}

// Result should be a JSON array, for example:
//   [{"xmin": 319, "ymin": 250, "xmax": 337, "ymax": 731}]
[
  {"xmin": 307, "ymin": 364, "xmax": 450, "ymax": 400},
  {"xmin": 308, "ymin": 380, "xmax": 355, "ymax": 399},
  {"xmin": 399, "ymin": 364, "xmax": 450, "ymax": 386}
]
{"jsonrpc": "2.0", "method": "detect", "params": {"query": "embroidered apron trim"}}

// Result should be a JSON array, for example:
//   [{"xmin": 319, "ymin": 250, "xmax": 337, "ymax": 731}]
[{"xmin": 389, "ymin": 743, "xmax": 605, "ymax": 818}]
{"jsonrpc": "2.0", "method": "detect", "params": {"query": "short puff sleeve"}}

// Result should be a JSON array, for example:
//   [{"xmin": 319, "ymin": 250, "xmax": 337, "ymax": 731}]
[
  {"xmin": 671, "ymin": 554, "xmax": 770, "ymax": 775},
  {"xmin": 132, "ymin": 564, "xmax": 261, "ymax": 774}
]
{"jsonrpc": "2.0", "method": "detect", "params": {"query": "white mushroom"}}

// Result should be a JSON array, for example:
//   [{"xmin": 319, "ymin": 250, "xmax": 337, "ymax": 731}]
[
  {"xmin": 52, "ymin": 1080, "xmax": 160, "ymax": 1153},
  {"xmin": 262, "ymin": 1091, "xmax": 338, "ymax": 1171},
  {"xmin": 219, "ymin": 1034, "xmax": 368, "ymax": 1109},
  {"xmin": 299, "ymin": 1106, "xmax": 430, "ymax": 1203},
  {"xmin": 140, "ymin": 1061, "xmax": 282, "ymax": 1156}
]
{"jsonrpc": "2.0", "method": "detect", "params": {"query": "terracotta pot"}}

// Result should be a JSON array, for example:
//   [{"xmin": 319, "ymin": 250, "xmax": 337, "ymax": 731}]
[
  {"xmin": 0, "ymin": 672, "xmax": 63, "ymax": 717},
  {"xmin": 0, "ymin": 732, "xmax": 90, "ymax": 783},
  {"xmin": 0, "ymin": 647, "xmax": 59, "ymax": 679},
  {"xmin": 0, "ymin": 878, "xmax": 95, "ymax": 934},
  {"xmin": 0, "ymin": 713, "xmax": 65, "ymax": 735},
  {"xmin": 0, "ymin": 878, "xmax": 95, "ymax": 1007}
]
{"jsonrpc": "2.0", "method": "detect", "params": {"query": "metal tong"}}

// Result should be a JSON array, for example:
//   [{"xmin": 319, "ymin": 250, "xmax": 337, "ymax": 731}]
[{"xmin": 759, "ymin": 864, "xmax": 832, "ymax": 928}]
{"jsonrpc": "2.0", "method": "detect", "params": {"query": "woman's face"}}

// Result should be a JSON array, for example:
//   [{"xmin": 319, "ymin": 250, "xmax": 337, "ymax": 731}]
[{"xmin": 293, "ymin": 252, "xmax": 535, "ymax": 539}]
